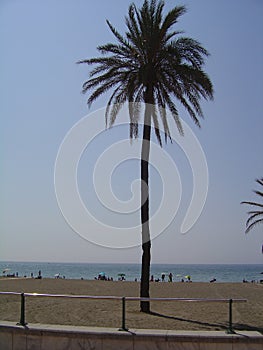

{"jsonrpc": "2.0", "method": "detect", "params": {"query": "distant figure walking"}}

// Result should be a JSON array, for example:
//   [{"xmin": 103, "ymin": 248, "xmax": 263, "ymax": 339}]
[
  {"xmin": 161, "ymin": 273, "xmax": 165, "ymax": 282},
  {"xmin": 168, "ymin": 272, "xmax": 173, "ymax": 282}
]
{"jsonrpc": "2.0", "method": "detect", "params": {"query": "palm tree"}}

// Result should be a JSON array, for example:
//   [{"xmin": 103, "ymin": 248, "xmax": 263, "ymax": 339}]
[
  {"xmin": 241, "ymin": 178, "xmax": 263, "ymax": 234},
  {"xmin": 78, "ymin": 0, "xmax": 213, "ymax": 313}
]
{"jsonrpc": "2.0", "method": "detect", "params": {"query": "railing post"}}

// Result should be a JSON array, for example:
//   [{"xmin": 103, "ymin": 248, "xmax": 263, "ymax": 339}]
[
  {"xmin": 17, "ymin": 293, "xmax": 27, "ymax": 326},
  {"xmin": 227, "ymin": 298, "xmax": 235, "ymax": 334},
  {"xmin": 119, "ymin": 297, "xmax": 128, "ymax": 331}
]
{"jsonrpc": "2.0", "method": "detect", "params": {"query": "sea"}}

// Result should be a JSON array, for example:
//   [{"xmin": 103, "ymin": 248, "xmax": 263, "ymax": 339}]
[{"xmin": 0, "ymin": 262, "xmax": 262, "ymax": 283}]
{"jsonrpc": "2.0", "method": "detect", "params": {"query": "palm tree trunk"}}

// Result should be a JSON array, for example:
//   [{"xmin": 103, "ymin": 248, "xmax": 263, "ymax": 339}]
[{"xmin": 140, "ymin": 89, "xmax": 152, "ymax": 313}]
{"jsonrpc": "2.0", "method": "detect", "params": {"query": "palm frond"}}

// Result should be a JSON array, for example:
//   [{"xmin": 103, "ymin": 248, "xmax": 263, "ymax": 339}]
[
  {"xmin": 242, "ymin": 177, "xmax": 263, "ymax": 233},
  {"xmin": 126, "ymin": 4, "xmax": 144, "ymax": 52},
  {"xmin": 256, "ymin": 178, "xmax": 263, "ymax": 186},
  {"xmin": 173, "ymin": 37, "xmax": 209, "ymax": 68},
  {"xmin": 86, "ymin": 79, "xmax": 120, "ymax": 107},
  {"xmin": 105, "ymin": 86, "xmax": 123, "ymax": 127},
  {"xmin": 245, "ymin": 218, "xmax": 263, "ymax": 234},
  {"xmin": 241, "ymin": 201, "xmax": 263, "ymax": 208},
  {"xmin": 247, "ymin": 210, "xmax": 263, "ymax": 215},
  {"xmin": 254, "ymin": 190, "xmax": 263, "ymax": 198},
  {"xmin": 106, "ymin": 20, "xmax": 130, "ymax": 49},
  {"xmin": 161, "ymin": 6, "xmax": 186, "ymax": 37},
  {"xmin": 156, "ymin": 88, "xmax": 171, "ymax": 142},
  {"xmin": 246, "ymin": 212, "xmax": 263, "ymax": 227},
  {"xmin": 129, "ymin": 102, "xmax": 141, "ymax": 139},
  {"xmin": 160, "ymin": 85, "xmax": 184, "ymax": 135},
  {"xmin": 151, "ymin": 103, "xmax": 162, "ymax": 146},
  {"xmin": 109, "ymin": 90, "xmax": 127, "ymax": 127}
]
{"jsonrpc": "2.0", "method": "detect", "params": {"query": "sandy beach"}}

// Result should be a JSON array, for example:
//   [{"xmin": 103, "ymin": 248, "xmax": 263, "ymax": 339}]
[{"xmin": 0, "ymin": 278, "xmax": 262, "ymax": 332}]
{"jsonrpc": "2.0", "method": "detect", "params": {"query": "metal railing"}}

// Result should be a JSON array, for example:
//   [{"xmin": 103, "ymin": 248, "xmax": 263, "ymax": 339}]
[{"xmin": 0, "ymin": 291, "xmax": 247, "ymax": 334}]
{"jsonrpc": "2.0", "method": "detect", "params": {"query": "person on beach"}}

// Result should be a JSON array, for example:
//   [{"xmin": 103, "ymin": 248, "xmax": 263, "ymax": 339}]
[
  {"xmin": 168, "ymin": 273, "xmax": 173, "ymax": 282},
  {"xmin": 161, "ymin": 273, "xmax": 165, "ymax": 282}
]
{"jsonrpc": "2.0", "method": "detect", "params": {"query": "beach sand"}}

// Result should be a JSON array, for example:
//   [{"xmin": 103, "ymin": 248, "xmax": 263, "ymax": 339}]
[{"xmin": 0, "ymin": 278, "xmax": 262, "ymax": 332}]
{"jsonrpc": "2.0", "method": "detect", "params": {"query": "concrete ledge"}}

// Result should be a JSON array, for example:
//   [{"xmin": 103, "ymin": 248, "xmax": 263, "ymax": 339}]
[{"xmin": 0, "ymin": 321, "xmax": 262, "ymax": 350}]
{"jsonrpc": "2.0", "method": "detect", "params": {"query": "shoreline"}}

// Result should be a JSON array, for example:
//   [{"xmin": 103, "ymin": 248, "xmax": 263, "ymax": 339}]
[
  {"xmin": 1, "ymin": 275, "xmax": 263, "ymax": 284},
  {"xmin": 1, "ymin": 262, "xmax": 262, "ymax": 283}
]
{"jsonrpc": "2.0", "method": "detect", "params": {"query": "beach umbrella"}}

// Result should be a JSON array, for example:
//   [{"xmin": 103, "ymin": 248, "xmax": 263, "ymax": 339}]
[
  {"xmin": 3, "ymin": 268, "xmax": 10, "ymax": 273},
  {"xmin": 185, "ymin": 275, "xmax": 191, "ymax": 279},
  {"xmin": 99, "ymin": 272, "xmax": 105, "ymax": 276},
  {"xmin": 118, "ymin": 273, "xmax": 126, "ymax": 280},
  {"xmin": 54, "ymin": 273, "xmax": 60, "ymax": 278}
]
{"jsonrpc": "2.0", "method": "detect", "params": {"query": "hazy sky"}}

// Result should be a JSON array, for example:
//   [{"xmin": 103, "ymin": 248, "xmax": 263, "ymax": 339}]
[{"xmin": 1, "ymin": 0, "xmax": 262, "ymax": 264}]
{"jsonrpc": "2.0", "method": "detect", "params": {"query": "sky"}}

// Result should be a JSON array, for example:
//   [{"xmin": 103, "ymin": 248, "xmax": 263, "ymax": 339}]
[{"xmin": 1, "ymin": 0, "xmax": 262, "ymax": 264}]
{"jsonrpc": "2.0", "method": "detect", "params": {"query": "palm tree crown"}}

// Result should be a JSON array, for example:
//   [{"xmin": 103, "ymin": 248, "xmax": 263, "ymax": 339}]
[
  {"xmin": 78, "ymin": 0, "xmax": 213, "ymax": 142},
  {"xmin": 242, "ymin": 178, "xmax": 263, "ymax": 233}
]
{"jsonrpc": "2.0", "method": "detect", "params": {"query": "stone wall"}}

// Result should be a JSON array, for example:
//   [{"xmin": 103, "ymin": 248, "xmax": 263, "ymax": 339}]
[{"xmin": 0, "ymin": 321, "xmax": 262, "ymax": 350}]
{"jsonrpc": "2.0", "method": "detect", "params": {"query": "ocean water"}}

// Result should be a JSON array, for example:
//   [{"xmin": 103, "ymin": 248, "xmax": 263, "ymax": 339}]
[{"xmin": 0, "ymin": 261, "xmax": 262, "ymax": 283}]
